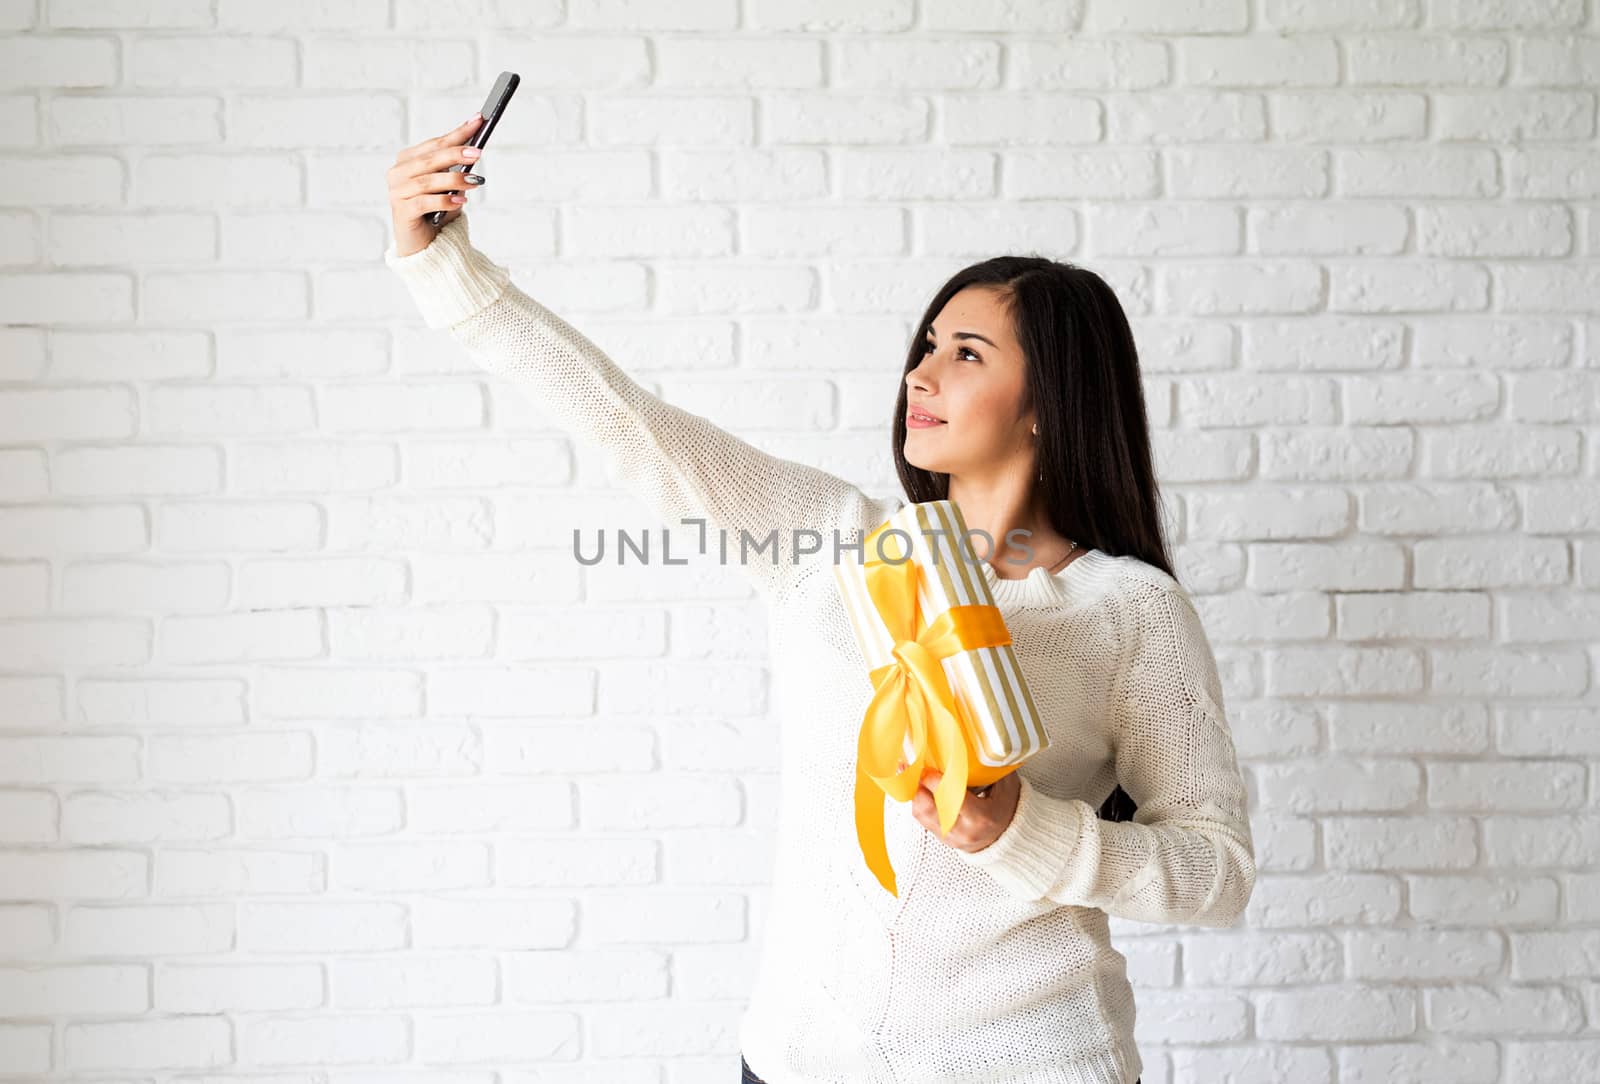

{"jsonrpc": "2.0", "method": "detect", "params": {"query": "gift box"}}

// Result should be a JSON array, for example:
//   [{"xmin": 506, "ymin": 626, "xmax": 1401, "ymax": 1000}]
[{"xmin": 832, "ymin": 498, "xmax": 1051, "ymax": 896}]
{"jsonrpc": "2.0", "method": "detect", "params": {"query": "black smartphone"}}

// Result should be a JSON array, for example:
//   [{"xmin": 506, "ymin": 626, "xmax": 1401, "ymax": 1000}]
[{"xmin": 427, "ymin": 70, "xmax": 520, "ymax": 226}]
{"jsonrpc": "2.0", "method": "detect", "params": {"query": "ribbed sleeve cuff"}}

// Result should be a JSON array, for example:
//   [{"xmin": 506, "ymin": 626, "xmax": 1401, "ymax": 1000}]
[
  {"xmin": 957, "ymin": 773, "xmax": 1085, "ymax": 903},
  {"xmin": 383, "ymin": 214, "xmax": 512, "ymax": 330}
]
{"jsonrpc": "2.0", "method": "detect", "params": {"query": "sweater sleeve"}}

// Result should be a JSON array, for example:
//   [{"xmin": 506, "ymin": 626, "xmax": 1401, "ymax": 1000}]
[
  {"xmin": 383, "ymin": 215, "xmax": 871, "ymax": 602},
  {"xmin": 956, "ymin": 580, "xmax": 1256, "ymax": 928}
]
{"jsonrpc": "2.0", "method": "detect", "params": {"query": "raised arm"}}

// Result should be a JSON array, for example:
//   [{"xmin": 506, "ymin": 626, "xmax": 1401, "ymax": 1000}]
[
  {"xmin": 956, "ymin": 578, "xmax": 1256, "ymax": 927},
  {"xmin": 384, "ymin": 214, "xmax": 872, "ymax": 602}
]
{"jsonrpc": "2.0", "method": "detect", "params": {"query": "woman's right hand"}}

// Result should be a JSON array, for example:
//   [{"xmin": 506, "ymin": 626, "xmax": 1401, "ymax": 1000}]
[{"xmin": 386, "ymin": 113, "xmax": 487, "ymax": 259}]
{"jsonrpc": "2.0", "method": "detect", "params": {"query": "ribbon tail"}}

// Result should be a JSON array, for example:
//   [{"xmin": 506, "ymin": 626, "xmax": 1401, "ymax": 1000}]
[{"xmin": 854, "ymin": 758, "xmax": 897, "ymax": 897}]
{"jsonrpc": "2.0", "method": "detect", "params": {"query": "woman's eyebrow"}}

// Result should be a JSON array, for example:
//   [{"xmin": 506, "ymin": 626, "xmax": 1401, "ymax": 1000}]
[{"xmin": 925, "ymin": 329, "xmax": 997, "ymax": 348}]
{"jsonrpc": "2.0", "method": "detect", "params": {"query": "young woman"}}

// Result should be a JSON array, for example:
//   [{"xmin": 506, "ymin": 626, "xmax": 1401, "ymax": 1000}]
[{"xmin": 386, "ymin": 114, "xmax": 1253, "ymax": 1084}]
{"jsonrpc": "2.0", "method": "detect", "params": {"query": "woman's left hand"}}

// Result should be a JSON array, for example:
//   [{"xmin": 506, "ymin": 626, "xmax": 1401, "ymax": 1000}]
[{"xmin": 910, "ymin": 769, "xmax": 1022, "ymax": 854}]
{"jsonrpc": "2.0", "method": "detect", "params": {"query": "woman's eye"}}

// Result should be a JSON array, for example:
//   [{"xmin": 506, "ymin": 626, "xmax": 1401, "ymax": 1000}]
[{"xmin": 921, "ymin": 341, "xmax": 979, "ymax": 361}]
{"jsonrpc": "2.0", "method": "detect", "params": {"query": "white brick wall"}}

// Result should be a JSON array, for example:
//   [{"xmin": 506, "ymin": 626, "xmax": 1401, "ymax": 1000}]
[{"xmin": 0, "ymin": 0, "xmax": 1597, "ymax": 1080}]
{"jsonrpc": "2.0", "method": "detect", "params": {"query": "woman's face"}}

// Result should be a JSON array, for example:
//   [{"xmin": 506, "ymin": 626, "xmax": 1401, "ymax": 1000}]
[{"xmin": 903, "ymin": 286, "xmax": 1034, "ymax": 479}]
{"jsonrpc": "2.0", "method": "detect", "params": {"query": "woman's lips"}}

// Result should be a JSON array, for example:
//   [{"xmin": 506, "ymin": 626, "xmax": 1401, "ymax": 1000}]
[{"xmin": 907, "ymin": 407, "xmax": 946, "ymax": 429}]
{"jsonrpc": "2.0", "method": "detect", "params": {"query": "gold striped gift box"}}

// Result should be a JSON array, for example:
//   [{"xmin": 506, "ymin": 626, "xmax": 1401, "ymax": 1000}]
[{"xmin": 831, "ymin": 498, "xmax": 1051, "ymax": 894}]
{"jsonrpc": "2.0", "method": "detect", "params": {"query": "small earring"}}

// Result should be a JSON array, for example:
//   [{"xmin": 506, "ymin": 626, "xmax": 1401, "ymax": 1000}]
[{"xmin": 1031, "ymin": 423, "xmax": 1038, "ymax": 436}]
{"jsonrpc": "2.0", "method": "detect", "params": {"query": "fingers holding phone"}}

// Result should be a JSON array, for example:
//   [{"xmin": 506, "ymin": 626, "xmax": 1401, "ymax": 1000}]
[
  {"xmin": 386, "ymin": 113, "xmax": 486, "ymax": 258},
  {"xmin": 386, "ymin": 70, "xmax": 520, "ymax": 258}
]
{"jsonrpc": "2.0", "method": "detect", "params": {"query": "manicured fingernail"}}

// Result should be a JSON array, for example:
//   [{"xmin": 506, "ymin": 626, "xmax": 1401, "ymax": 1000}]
[{"xmin": 463, "ymin": 174, "xmax": 485, "ymax": 185}]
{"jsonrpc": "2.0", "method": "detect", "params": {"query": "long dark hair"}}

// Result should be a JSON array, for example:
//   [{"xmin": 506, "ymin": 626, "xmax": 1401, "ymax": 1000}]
[{"xmin": 892, "ymin": 256, "xmax": 1174, "ymax": 825}]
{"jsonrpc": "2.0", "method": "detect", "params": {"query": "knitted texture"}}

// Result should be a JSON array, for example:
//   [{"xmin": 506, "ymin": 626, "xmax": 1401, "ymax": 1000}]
[{"xmin": 385, "ymin": 215, "xmax": 1257, "ymax": 1084}]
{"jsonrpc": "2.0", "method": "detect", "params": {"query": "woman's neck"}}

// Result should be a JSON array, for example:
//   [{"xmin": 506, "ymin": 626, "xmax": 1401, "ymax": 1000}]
[{"xmin": 946, "ymin": 475, "xmax": 1070, "ymax": 580}]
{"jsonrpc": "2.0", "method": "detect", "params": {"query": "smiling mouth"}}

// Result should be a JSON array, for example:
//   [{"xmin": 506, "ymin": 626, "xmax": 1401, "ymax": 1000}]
[{"xmin": 908, "ymin": 407, "xmax": 945, "ymax": 424}]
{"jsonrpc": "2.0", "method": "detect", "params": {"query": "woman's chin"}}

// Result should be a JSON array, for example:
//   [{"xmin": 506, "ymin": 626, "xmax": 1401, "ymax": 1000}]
[{"xmin": 903, "ymin": 444, "xmax": 952, "ymax": 475}]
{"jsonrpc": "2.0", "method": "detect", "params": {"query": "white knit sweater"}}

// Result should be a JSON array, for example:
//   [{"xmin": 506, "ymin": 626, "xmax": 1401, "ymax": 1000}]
[{"xmin": 385, "ymin": 215, "xmax": 1256, "ymax": 1084}]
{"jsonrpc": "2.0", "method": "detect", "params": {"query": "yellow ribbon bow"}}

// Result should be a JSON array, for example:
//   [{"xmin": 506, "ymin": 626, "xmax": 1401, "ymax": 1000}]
[{"xmin": 853, "ymin": 527, "xmax": 1015, "ymax": 896}]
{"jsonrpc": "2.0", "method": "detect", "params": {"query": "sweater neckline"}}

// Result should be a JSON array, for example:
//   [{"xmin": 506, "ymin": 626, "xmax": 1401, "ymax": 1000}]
[{"xmin": 978, "ymin": 546, "xmax": 1115, "ymax": 607}]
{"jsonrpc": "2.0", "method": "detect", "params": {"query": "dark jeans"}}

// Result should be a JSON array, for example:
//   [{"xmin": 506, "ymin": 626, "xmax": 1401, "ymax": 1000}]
[{"xmin": 740, "ymin": 1055, "xmax": 1137, "ymax": 1082}]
